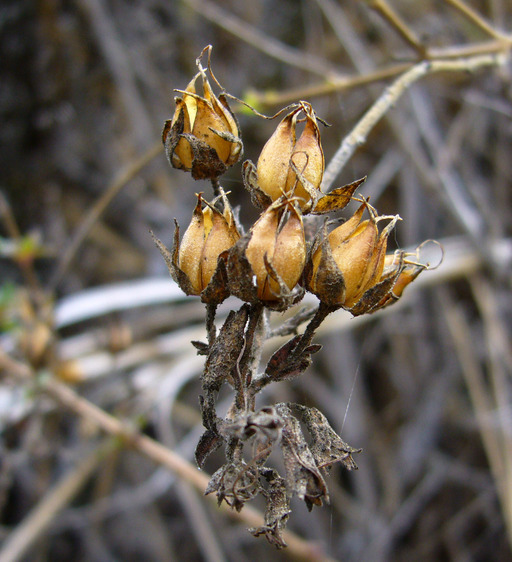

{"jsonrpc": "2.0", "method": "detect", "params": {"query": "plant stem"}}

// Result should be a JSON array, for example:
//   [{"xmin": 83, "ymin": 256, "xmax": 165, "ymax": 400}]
[
  {"xmin": 322, "ymin": 53, "xmax": 507, "ymax": 191},
  {"xmin": 291, "ymin": 302, "xmax": 336, "ymax": 359},
  {"xmin": 205, "ymin": 303, "xmax": 217, "ymax": 346},
  {"xmin": 238, "ymin": 302, "xmax": 265, "ymax": 410}
]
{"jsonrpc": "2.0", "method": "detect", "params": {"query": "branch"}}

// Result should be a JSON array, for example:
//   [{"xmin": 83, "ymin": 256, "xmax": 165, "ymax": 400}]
[
  {"xmin": 0, "ymin": 351, "xmax": 334, "ymax": 562},
  {"xmin": 49, "ymin": 141, "xmax": 162, "ymax": 291},
  {"xmin": 321, "ymin": 52, "xmax": 508, "ymax": 191},
  {"xmin": 0, "ymin": 440, "xmax": 113, "ymax": 562},
  {"xmin": 249, "ymin": 40, "xmax": 511, "ymax": 108}
]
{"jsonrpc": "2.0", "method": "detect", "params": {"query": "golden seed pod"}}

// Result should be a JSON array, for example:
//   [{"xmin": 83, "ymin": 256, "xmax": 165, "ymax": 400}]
[
  {"xmin": 179, "ymin": 194, "xmax": 240, "ymax": 295},
  {"xmin": 162, "ymin": 48, "xmax": 242, "ymax": 180},
  {"xmin": 242, "ymin": 200, "xmax": 306, "ymax": 302},
  {"xmin": 256, "ymin": 103, "xmax": 324, "ymax": 210},
  {"xmin": 307, "ymin": 201, "xmax": 400, "ymax": 312},
  {"xmin": 374, "ymin": 257, "xmax": 426, "ymax": 311}
]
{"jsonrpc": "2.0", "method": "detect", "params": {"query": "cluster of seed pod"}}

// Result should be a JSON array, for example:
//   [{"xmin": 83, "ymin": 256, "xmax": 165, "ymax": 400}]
[
  {"xmin": 157, "ymin": 47, "xmax": 428, "ymax": 315},
  {"xmin": 153, "ymin": 46, "xmax": 437, "ymax": 548}
]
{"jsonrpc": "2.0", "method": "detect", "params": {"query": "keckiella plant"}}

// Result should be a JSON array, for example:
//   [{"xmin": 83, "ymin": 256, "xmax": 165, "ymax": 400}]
[{"xmin": 153, "ymin": 45, "xmax": 435, "ymax": 548}]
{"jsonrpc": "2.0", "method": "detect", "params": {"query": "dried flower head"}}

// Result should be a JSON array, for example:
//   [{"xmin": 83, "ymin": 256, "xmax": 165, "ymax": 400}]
[
  {"xmin": 152, "ymin": 191, "xmax": 239, "ymax": 304},
  {"xmin": 244, "ymin": 102, "xmax": 324, "ymax": 212},
  {"xmin": 369, "ymin": 248, "xmax": 430, "ymax": 311},
  {"xmin": 227, "ymin": 197, "xmax": 306, "ymax": 306},
  {"xmin": 162, "ymin": 46, "xmax": 242, "ymax": 180},
  {"xmin": 307, "ymin": 200, "xmax": 401, "ymax": 313}
]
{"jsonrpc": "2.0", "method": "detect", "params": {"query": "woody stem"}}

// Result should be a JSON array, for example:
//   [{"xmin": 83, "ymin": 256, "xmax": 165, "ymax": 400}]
[
  {"xmin": 205, "ymin": 303, "xmax": 217, "ymax": 346},
  {"xmin": 291, "ymin": 302, "xmax": 337, "ymax": 359},
  {"xmin": 239, "ymin": 302, "xmax": 265, "ymax": 411}
]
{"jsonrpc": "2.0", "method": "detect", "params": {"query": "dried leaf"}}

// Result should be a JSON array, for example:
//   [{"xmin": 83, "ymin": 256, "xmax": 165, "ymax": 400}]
[
  {"xmin": 250, "ymin": 468, "xmax": 290, "ymax": 548},
  {"xmin": 220, "ymin": 407, "xmax": 283, "ymax": 466},
  {"xmin": 305, "ymin": 222, "xmax": 346, "ymax": 307},
  {"xmin": 205, "ymin": 461, "xmax": 260, "ymax": 511},
  {"xmin": 294, "ymin": 404, "xmax": 361, "ymax": 471},
  {"xmin": 200, "ymin": 250, "xmax": 231, "ymax": 304},
  {"xmin": 151, "ymin": 225, "xmax": 196, "ymax": 296},
  {"xmin": 276, "ymin": 404, "xmax": 329, "ymax": 510},
  {"xmin": 203, "ymin": 305, "xmax": 249, "ymax": 394},
  {"xmin": 348, "ymin": 268, "xmax": 401, "ymax": 316},
  {"xmin": 191, "ymin": 340, "xmax": 209, "ymax": 355},
  {"xmin": 312, "ymin": 176, "xmax": 366, "ymax": 214},
  {"xmin": 227, "ymin": 236, "xmax": 259, "ymax": 302},
  {"xmin": 195, "ymin": 428, "xmax": 223, "ymax": 468},
  {"xmin": 182, "ymin": 133, "xmax": 228, "ymax": 180},
  {"xmin": 243, "ymin": 160, "xmax": 273, "ymax": 210},
  {"xmin": 251, "ymin": 338, "xmax": 321, "ymax": 393}
]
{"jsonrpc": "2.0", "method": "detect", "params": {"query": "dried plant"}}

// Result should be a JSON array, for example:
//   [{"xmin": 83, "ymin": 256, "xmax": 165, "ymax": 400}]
[
  {"xmin": 1, "ymin": 1, "xmax": 511, "ymax": 560},
  {"xmin": 153, "ymin": 45, "xmax": 435, "ymax": 548}
]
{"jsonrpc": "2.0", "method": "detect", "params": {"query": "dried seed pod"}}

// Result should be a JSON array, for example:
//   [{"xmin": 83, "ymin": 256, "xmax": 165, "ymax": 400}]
[
  {"xmin": 162, "ymin": 47, "xmax": 242, "ymax": 180},
  {"xmin": 307, "ymin": 200, "xmax": 401, "ymax": 313},
  {"xmin": 228, "ymin": 198, "xmax": 306, "ymax": 306},
  {"xmin": 371, "ymin": 252, "xmax": 428, "ymax": 311},
  {"xmin": 251, "ymin": 103, "xmax": 324, "ymax": 211},
  {"xmin": 153, "ymin": 191, "xmax": 240, "ymax": 304}
]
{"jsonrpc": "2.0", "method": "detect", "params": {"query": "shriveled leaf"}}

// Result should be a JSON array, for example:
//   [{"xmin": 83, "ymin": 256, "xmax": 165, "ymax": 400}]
[
  {"xmin": 191, "ymin": 340, "xmax": 209, "ymax": 355},
  {"xmin": 181, "ymin": 133, "xmax": 228, "ymax": 180},
  {"xmin": 276, "ymin": 404, "xmax": 329, "ymax": 510},
  {"xmin": 348, "ymin": 268, "xmax": 401, "ymax": 316},
  {"xmin": 220, "ymin": 407, "xmax": 283, "ymax": 466},
  {"xmin": 203, "ymin": 305, "xmax": 249, "ymax": 394},
  {"xmin": 312, "ymin": 176, "xmax": 366, "ymax": 214},
  {"xmin": 242, "ymin": 160, "xmax": 273, "ymax": 210},
  {"xmin": 305, "ymin": 222, "xmax": 345, "ymax": 307},
  {"xmin": 151, "ymin": 224, "xmax": 196, "ymax": 296},
  {"xmin": 250, "ymin": 469, "xmax": 290, "ymax": 548},
  {"xmin": 200, "ymin": 251, "xmax": 231, "ymax": 304},
  {"xmin": 205, "ymin": 461, "xmax": 260, "ymax": 512},
  {"xmin": 195, "ymin": 428, "xmax": 223, "ymax": 468},
  {"xmin": 266, "ymin": 335, "xmax": 302, "ymax": 375},
  {"xmin": 162, "ymin": 110, "xmax": 185, "ymax": 170},
  {"xmin": 294, "ymin": 404, "xmax": 361, "ymax": 471},
  {"xmin": 227, "ymin": 236, "xmax": 259, "ymax": 302},
  {"xmin": 251, "ymin": 339, "xmax": 321, "ymax": 393}
]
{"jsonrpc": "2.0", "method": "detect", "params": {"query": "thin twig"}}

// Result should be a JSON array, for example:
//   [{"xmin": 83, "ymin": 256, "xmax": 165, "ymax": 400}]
[
  {"xmin": 469, "ymin": 275, "xmax": 512, "ymax": 545},
  {"xmin": 205, "ymin": 303, "xmax": 217, "ymax": 347},
  {"xmin": 438, "ymin": 289, "xmax": 510, "ymax": 543},
  {"xmin": 0, "ymin": 191, "xmax": 43, "ymax": 300},
  {"xmin": 249, "ymin": 39, "xmax": 511, "ymax": 107},
  {"xmin": 321, "ymin": 53, "xmax": 508, "ymax": 192},
  {"xmin": 81, "ymin": 0, "xmax": 157, "ymax": 149},
  {"xmin": 444, "ymin": 0, "xmax": 511, "ymax": 41},
  {"xmin": 0, "ymin": 351, "xmax": 333, "ymax": 562},
  {"xmin": 182, "ymin": 0, "xmax": 341, "ymax": 80},
  {"xmin": 49, "ymin": 141, "xmax": 162, "ymax": 291},
  {"xmin": 290, "ymin": 302, "xmax": 335, "ymax": 360},
  {"xmin": 0, "ymin": 439, "xmax": 114, "ymax": 562},
  {"xmin": 239, "ymin": 302, "xmax": 264, "ymax": 381},
  {"xmin": 368, "ymin": 0, "xmax": 427, "ymax": 57}
]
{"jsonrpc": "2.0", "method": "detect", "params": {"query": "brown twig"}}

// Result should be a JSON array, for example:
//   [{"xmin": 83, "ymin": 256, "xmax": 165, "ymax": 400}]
[
  {"xmin": 0, "ymin": 439, "xmax": 115, "ymax": 562},
  {"xmin": 249, "ymin": 39, "xmax": 511, "ymax": 108},
  {"xmin": 444, "ymin": 0, "xmax": 511, "ymax": 41},
  {"xmin": 0, "ymin": 350, "xmax": 334, "ymax": 562},
  {"xmin": 48, "ymin": 141, "xmax": 162, "ymax": 291},
  {"xmin": 368, "ymin": 0, "xmax": 427, "ymax": 57},
  {"xmin": 182, "ymin": 0, "xmax": 341, "ymax": 80},
  {"xmin": 321, "ymin": 53, "xmax": 508, "ymax": 191},
  {"xmin": 439, "ymin": 288, "xmax": 512, "ymax": 546}
]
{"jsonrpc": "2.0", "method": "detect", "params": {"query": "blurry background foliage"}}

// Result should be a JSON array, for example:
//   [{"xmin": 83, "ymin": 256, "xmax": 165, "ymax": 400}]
[{"xmin": 0, "ymin": 0, "xmax": 511, "ymax": 561}]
